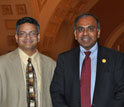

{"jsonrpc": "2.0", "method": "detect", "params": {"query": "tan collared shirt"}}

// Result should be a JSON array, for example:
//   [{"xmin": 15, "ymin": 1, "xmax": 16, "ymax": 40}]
[{"xmin": 18, "ymin": 48, "xmax": 41, "ymax": 107}]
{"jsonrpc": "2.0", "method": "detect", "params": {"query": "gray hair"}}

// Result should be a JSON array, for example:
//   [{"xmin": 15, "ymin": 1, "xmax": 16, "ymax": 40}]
[{"xmin": 74, "ymin": 13, "xmax": 100, "ymax": 31}]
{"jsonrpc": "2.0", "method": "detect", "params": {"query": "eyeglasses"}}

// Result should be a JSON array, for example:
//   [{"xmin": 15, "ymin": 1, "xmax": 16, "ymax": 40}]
[
  {"xmin": 76, "ymin": 25, "xmax": 97, "ymax": 33},
  {"xmin": 17, "ymin": 31, "xmax": 38, "ymax": 38}
]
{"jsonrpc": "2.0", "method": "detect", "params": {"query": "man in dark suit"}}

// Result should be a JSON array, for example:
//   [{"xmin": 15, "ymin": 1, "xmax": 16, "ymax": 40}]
[{"xmin": 50, "ymin": 13, "xmax": 124, "ymax": 107}]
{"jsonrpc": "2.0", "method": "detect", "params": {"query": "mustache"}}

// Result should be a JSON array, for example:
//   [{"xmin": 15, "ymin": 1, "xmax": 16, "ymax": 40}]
[{"xmin": 80, "ymin": 35, "xmax": 91, "ymax": 40}]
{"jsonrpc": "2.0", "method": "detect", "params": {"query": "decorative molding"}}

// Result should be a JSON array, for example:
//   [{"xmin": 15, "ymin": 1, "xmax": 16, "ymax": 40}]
[
  {"xmin": 105, "ymin": 23, "xmax": 124, "ymax": 48},
  {"xmin": 16, "ymin": 4, "xmax": 27, "ymax": 15},
  {"xmin": 1, "ymin": 4, "xmax": 13, "ymax": 15},
  {"xmin": 5, "ymin": 19, "xmax": 16, "ymax": 30},
  {"xmin": 37, "ymin": 0, "xmax": 47, "ymax": 12}
]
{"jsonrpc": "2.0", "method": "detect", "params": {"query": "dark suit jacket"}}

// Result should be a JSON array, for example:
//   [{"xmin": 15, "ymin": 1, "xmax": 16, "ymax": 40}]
[{"xmin": 50, "ymin": 45, "xmax": 124, "ymax": 107}]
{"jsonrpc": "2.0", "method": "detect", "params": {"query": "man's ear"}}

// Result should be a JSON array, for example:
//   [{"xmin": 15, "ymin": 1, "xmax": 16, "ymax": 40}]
[
  {"xmin": 15, "ymin": 34, "xmax": 18, "ymax": 43},
  {"xmin": 37, "ymin": 34, "xmax": 40, "ymax": 42},
  {"xmin": 97, "ymin": 29, "xmax": 101, "ymax": 38},
  {"xmin": 74, "ymin": 31, "xmax": 77, "ymax": 40}
]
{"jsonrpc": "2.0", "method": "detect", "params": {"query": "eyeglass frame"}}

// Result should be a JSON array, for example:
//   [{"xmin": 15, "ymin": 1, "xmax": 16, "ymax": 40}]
[
  {"xmin": 17, "ymin": 31, "xmax": 39, "ymax": 38},
  {"xmin": 76, "ymin": 25, "xmax": 99, "ymax": 33}
]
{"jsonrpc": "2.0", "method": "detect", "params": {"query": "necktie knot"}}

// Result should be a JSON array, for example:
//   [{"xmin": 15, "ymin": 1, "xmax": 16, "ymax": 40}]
[
  {"xmin": 28, "ymin": 58, "xmax": 32, "ymax": 63},
  {"xmin": 84, "ymin": 51, "xmax": 91, "ymax": 57}
]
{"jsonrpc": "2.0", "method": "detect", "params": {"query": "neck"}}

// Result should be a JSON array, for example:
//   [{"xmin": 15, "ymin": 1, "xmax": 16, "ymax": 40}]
[
  {"xmin": 20, "ymin": 48, "xmax": 37, "ymax": 56},
  {"xmin": 25, "ymin": 51, "xmax": 36, "ymax": 56}
]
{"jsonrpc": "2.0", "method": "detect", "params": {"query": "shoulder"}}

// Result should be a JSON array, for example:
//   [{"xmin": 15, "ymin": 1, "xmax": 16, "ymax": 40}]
[
  {"xmin": 39, "ymin": 53, "xmax": 56, "ymax": 66},
  {"xmin": 59, "ymin": 47, "xmax": 80, "ymax": 57},
  {"xmin": 0, "ymin": 50, "xmax": 19, "ymax": 71},
  {"xmin": 99, "ymin": 45, "xmax": 123, "ymax": 55},
  {"xmin": 0, "ymin": 50, "xmax": 18, "ymax": 62},
  {"xmin": 55, "ymin": 47, "xmax": 80, "ymax": 63},
  {"xmin": 98, "ymin": 45, "xmax": 124, "ymax": 59}
]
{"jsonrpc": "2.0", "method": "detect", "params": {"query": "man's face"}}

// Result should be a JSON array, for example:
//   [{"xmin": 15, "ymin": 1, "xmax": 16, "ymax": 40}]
[
  {"xmin": 15, "ymin": 23, "xmax": 40, "ymax": 52},
  {"xmin": 74, "ymin": 16, "xmax": 100, "ymax": 50}
]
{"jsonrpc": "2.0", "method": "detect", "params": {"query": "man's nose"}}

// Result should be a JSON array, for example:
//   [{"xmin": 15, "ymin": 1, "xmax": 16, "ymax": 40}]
[
  {"xmin": 25, "ymin": 33, "xmax": 31, "ymax": 38},
  {"xmin": 83, "ymin": 28, "xmax": 89, "ymax": 35}
]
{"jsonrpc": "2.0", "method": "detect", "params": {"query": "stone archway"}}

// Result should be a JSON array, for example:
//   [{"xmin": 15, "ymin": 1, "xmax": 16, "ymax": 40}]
[
  {"xmin": 38, "ymin": 0, "xmax": 99, "ymax": 60},
  {"xmin": 104, "ymin": 23, "xmax": 124, "ymax": 49}
]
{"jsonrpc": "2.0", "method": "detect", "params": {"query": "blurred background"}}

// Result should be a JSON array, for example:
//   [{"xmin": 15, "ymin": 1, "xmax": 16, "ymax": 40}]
[{"xmin": 0, "ymin": 0, "xmax": 124, "ymax": 60}]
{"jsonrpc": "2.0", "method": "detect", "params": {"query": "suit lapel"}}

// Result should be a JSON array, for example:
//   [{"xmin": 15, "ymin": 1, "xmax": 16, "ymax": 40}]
[
  {"xmin": 71, "ymin": 47, "xmax": 81, "ymax": 106},
  {"xmin": 38, "ymin": 54, "xmax": 53, "ymax": 106},
  {"xmin": 9, "ymin": 49, "xmax": 25, "ymax": 86},
  {"xmin": 92, "ymin": 46, "xmax": 109, "ymax": 106},
  {"xmin": 8, "ymin": 49, "xmax": 27, "ymax": 106},
  {"xmin": 73, "ymin": 47, "xmax": 80, "ymax": 84}
]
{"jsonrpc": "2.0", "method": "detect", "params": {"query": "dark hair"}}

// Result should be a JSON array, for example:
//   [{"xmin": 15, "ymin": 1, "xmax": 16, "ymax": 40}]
[
  {"xmin": 74, "ymin": 13, "xmax": 100, "ymax": 31},
  {"xmin": 16, "ymin": 17, "xmax": 40, "ymax": 34}
]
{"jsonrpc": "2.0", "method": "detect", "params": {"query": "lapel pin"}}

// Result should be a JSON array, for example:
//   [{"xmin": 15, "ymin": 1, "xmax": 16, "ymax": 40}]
[{"xmin": 102, "ymin": 59, "xmax": 106, "ymax": 63}]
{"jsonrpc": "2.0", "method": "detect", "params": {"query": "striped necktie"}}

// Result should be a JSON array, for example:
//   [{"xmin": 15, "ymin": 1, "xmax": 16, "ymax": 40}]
[{"xmin": 26, "ymin": 58, "xmax": 38, "ymax": 107}]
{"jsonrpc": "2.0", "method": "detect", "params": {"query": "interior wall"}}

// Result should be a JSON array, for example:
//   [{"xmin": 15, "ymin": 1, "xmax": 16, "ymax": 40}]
[
  {"xmin": 0, "ymin": 0, "xmax": 34, "ymax": 55},
  {"xmin": 89, "ymin": 0, "xmax": 124, "ymax": 47},
  {"xmin": 39, "ymin": 0, "xmax": 99, "ymax": 60},
  {"xmin": 0, "ymin": 0, "xmax": 124, "ymax": 60},
  {"xmin": 39, "ymin": 0, "xmax": 124, "ymax": 60}
]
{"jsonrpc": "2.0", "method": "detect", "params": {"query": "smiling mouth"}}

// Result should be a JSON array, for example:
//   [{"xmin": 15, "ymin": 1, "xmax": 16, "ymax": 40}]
[
  {"xmin": 81, "ymin": 36, "xmax": 91, "ymax": 42},
  {"xmin": 24, "ymin": 41, "xmax": 33, "ymax": 44}
]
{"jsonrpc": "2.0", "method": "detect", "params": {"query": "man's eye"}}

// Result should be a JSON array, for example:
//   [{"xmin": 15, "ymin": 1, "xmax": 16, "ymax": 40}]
[
  {"xmin": 30, "ymin": 32, "xmax": 37, "ymax": 36},
  {"xmin": 77, "ymin": 27, "xmax": 84, "ymax": 32},
  {"xmin": 20, "ymin": 32, "xmax": 26, "ymax": 36},
  {"xmin": 88, "ymin": 26, "xmax": 95, "ymax": 32},
  {"xmin": 30, "ymin": 32, "xmax": 35, "ymax": 35}
]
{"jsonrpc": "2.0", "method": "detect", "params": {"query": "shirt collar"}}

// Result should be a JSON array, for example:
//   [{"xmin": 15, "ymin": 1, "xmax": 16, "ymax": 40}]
[
  {"xmin": 18, "ymin": 48, "xmax": 39, "ymax": 64},
  {"xmin": 80, "ymin": 42, "xmax": 98, "ymax": 56}
]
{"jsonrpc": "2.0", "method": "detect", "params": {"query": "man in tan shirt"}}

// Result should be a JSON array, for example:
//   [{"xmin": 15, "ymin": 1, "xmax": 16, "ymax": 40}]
[{"xmin": 0, "ymin": 17, "xmax": 56, "ymax": 107}]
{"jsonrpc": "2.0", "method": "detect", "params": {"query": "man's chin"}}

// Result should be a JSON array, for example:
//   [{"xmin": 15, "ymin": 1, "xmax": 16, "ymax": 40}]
[
  {"xmin": 80, "ymin": 44, "xmax": 93, "ymax": 50},
  {"xmin": 20, "ymin": 46, "xmax": 36, "ymax": 51}
]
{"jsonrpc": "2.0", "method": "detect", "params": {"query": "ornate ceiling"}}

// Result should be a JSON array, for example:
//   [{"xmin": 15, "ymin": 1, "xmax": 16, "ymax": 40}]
[
  {"xmin": 0, "ymin": 0, "xmax": 33, "ymax": 54},
  {"xmin": 0, "ymin": 0, "xmax": 124, "ymax": 60}
]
